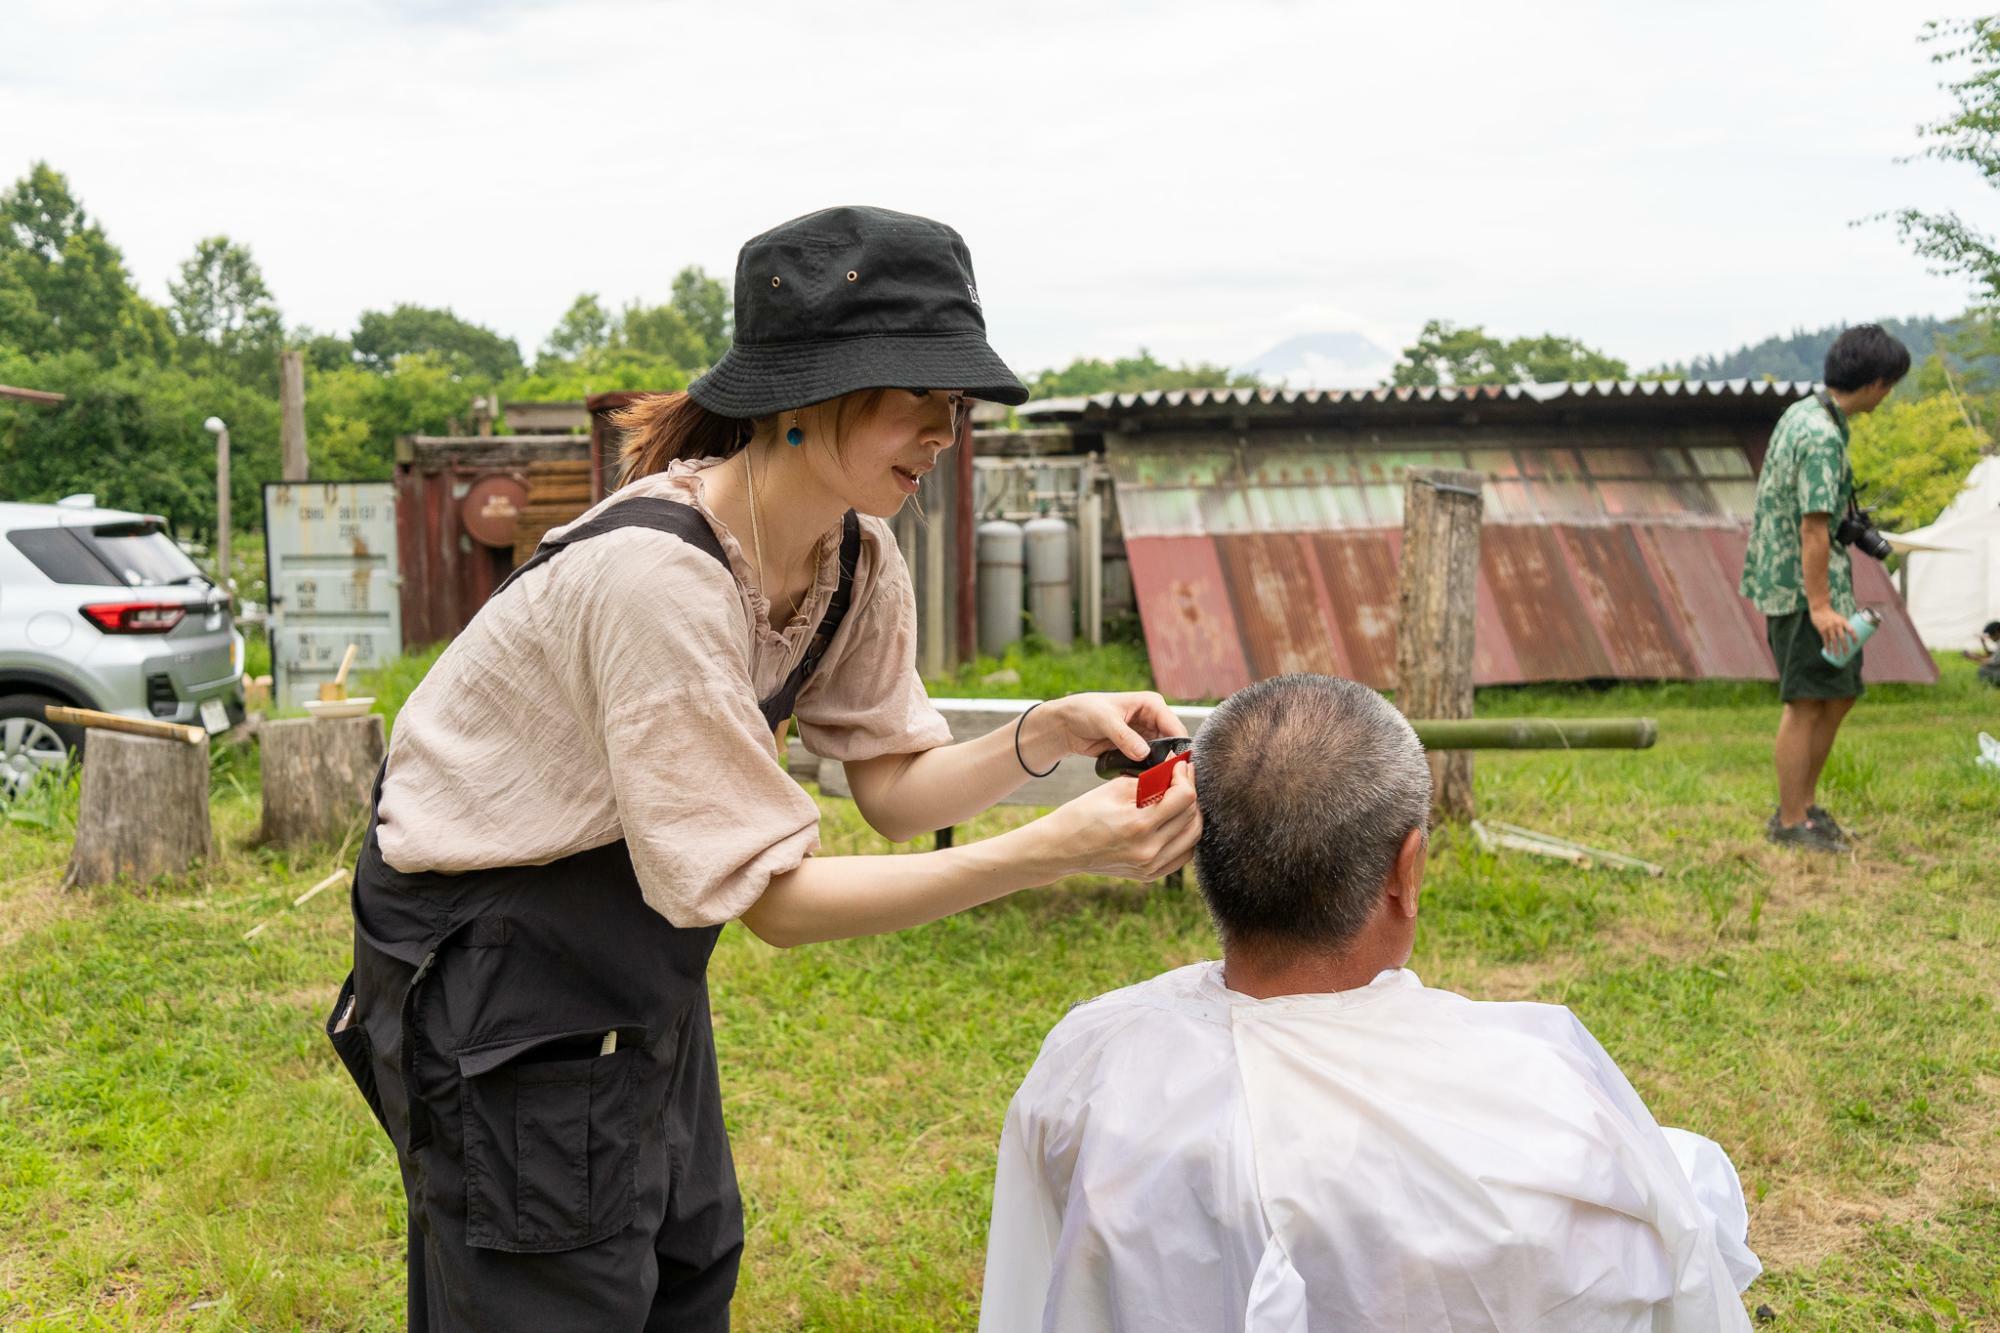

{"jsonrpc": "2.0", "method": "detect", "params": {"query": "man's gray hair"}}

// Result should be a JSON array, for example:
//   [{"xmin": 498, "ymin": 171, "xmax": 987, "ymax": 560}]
[{"xmin": 1190, "ymin": 674, "xmax": 1431, "ymax": 952}]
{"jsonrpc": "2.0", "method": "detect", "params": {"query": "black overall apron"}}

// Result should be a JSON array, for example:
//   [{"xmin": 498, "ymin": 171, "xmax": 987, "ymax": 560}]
[{"xmin": 326, "ymin": 498, "xmax": 861, "ymax": 1331}]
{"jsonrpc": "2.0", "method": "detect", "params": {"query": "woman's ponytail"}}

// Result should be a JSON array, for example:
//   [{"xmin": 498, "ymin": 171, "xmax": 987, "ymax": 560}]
[{"xmin": 614, "ymin": 393, "xmax": 749, "ymax": 484}]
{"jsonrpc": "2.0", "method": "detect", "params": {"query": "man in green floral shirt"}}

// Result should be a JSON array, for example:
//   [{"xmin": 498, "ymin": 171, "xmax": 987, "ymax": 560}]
[{"xmin": 1739, "ymin": 325, "xmax": 1908, "ymax": 852}]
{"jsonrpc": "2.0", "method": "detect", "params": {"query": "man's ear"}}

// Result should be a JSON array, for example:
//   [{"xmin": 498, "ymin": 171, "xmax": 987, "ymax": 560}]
[{"xmin": 1388, "ymin": 825, "xmax": 1426, "ymax": 919}]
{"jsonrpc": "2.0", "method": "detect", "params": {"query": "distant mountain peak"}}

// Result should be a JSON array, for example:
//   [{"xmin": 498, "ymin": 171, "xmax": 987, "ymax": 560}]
[{"xmin": 1237, "ymin": 330, "xmax": 1396, "ymax": 389}]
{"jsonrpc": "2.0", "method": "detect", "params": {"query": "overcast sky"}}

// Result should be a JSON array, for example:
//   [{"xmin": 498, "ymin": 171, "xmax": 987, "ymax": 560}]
[{"xmin": 5, "ymin": 0, "xmax": 1995, "ymax": 381}]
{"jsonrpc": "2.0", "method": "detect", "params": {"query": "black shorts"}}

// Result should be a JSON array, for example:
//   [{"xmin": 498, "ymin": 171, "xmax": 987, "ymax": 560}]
[{"xmin": 1766, "ymin": 609, "xmax": 1864, "ymax": 703}]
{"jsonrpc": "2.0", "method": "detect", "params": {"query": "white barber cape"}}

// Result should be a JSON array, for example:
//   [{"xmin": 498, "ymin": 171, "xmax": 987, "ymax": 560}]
[{"xmin": 979, "ymin": 964, "xmax": 1759, "ymax": 1333}]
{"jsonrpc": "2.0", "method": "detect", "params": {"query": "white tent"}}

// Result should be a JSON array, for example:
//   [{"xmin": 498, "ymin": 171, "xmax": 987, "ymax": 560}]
[{"xmin": 1901, "ymin": 455, "xmax": 2000, "ymax": 652}]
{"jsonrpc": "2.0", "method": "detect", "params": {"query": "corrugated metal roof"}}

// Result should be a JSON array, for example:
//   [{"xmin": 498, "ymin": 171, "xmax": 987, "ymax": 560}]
[
  {"xmin": 1109, "ymin": 442, "xmax": 1759, "ymax": 536},
  {"xmin": 1020, "ymin": 379, "xmax": 1818, "ymax": 420},
  {"xmin": 1078, "ymin": 382, "xmax": 1936, "ymax": 693},
  {"xmin": 1128, "ymin": 525, "xmax": 1936, "ymax": 697}
]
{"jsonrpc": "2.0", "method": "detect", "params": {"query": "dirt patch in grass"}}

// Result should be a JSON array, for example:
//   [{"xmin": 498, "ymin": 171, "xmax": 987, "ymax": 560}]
[
  {"xmin": 0, "ymin": 869, "xmax": 76, "ymax": 950},
  {"xmin": 1751, "ymin": 1075, "xmax": 2000, "ymax": 1271}
]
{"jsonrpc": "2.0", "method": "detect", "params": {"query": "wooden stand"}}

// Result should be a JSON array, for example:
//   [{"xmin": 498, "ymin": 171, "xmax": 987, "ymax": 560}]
[
  {"xmin": 65, "ymin": 731, "xmax": 212, "ymax": 888},
  {"xmin": 259, "ymin": 714, "xmax": 385, "ymax": 849},
  {"xmin": 1395, "ymin": 467, "xmax": 1485, "ymax": 822}
]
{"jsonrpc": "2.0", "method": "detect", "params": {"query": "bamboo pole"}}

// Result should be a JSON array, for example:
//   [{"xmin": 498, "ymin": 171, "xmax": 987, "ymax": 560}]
[
  {"xmin": 45, "ymin": 706, "xmax": 206, "ymax": 746},
  {"xmin": 1486, "ymin": 821, "xmax": 1665, "ymax": 876},
  {"xmin": 1409, "ymin": 717, "xmax": 1657, "ymax": 751},
  {"xmin": 1091, "ymin": 718, "xmax": 1656, "ymax": 770}
]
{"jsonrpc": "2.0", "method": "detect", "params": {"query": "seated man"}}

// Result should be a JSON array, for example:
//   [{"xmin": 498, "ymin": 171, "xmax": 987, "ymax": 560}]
[{"xmin": 979, "ymin": 674, "xmax": 1760, "ymax": 1332}]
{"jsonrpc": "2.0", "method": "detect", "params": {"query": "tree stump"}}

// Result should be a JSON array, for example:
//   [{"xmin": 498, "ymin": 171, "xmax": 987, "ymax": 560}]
[
  {"xmin": 65, "ymin": 732, "xmax": 212, "ymax": 889},
  {"xmin": 1395, "ymin": 466, "xmax": 1485, "ymax": 822},
  {"xmin": 259, "ymin": 715, "xmax": 385, "ymax": 849}
]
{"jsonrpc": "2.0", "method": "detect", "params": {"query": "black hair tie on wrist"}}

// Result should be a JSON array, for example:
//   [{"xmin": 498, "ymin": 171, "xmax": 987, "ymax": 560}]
[{"xmin": 1015, "ymin": 702, "xmax": 1061, "ymax": 779}]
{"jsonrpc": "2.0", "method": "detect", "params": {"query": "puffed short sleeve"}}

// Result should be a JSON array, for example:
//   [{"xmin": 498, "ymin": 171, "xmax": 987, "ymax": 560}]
[{"xmin": 542, "ymin": 528, "xmax": 824, "ymax": 927}]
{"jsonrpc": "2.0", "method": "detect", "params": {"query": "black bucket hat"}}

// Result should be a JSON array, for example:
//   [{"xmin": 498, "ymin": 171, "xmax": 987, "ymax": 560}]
[{"xmin": 687, "ymin": 205, "xmax": 1028, "ymax": 419}]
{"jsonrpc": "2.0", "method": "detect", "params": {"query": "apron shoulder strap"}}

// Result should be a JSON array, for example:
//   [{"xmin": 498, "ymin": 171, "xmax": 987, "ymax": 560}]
[
  {"xmin": 491, "ymin": 497, "xmax": 729, "ymax": 600},
  {"xmin": 492, "ymin": 496, "xmax": 862, "ymax": 733},
  {"xmin": 759, "ymin": 509, "xmax": 863, "ymax": 732}
]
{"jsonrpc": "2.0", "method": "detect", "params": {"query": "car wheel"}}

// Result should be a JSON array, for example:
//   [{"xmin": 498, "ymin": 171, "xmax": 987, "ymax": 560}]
[{"xmin": 0, "ymin": 694, "xmax": 83, "ymax": 801}]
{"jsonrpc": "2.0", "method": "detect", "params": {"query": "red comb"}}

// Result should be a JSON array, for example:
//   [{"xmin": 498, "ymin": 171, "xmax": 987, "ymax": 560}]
[{"xmin": 1135, "ymin": 750, "xmax": 1192, "ymax": 807}]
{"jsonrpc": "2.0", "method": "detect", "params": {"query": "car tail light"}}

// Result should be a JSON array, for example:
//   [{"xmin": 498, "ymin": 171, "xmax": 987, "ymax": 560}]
[{"xmin": 80, "ymin": 601, "xmax": 186, "ymax": 634}]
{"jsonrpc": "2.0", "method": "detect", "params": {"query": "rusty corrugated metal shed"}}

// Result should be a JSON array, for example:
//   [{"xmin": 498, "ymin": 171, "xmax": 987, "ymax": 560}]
[
  {"xmin": 1018, "ymin": 378, "xmax": 1823, "ymax": 419},
  {"xmin": 1078, "ymin": 383, "xmax": 1937, "ymax": 697},
  {"xmin": 1129, "ymin": 526, "xmax": 1931, "ymax": 697},
  {"xmin": 395, "ymin": 435, "xmax": 588, "ymax": 648}
]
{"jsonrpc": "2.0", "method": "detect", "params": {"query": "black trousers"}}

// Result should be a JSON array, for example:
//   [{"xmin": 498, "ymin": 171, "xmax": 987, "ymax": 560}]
[{"xmin": 327, "ymin": 813, "xmax": 742, "ymax": 1331}]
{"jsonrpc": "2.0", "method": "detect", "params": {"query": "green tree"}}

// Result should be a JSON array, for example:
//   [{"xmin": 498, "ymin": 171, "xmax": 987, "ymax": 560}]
[
  {"xmin": 669, "ymin": 266, "xmax": 731, "ymax": 365},
  {"xmin": 0, "ymin": 163, "xmax": 159, "ymax": 362},
  {"xmin": 292, "ymin": 327, "xmax": 357, "ymax": 373},
  {"xmin": 615, "ymin": 300, "xmax": 706, "ymax": 368},
  {"xmin": 169, "ymin": 235, "xmax": 284, "ymax": 381},
  {"xmin": 1029, "ymin": 348, "xmax": 1257, "ymax": 398},
  {"xmin": 1688, "ymin": 316, "xmax": 1958, "ymax": 382},
  {"xmin": 540, "ymin": 293, "xmax": 612, "ymax": 366},
  {"xmin": 1887, "ymin": 17, "xmax": 2000, "ymax": 303},
  {"xmin": 306, "ymin": 354, "xmax": 486, "ymax": 479},
  {"xmin": 1507, "ymin": 333, "xmax": 1633, "ymax": 383},
  {"xmin": 535, "ymin": 268, "xmax": 727, "ymax": 381},
  {"xmin": 352, "ymin": 304, "xmax": 523, "ymax": 380},
  {"xmin": 505, "ymin": 347, "xmax": 688, "ymax": 404},
  {"xmin": 1389, "ymin": 320, "xmax": 1629, "ymax": 387},
  {"xmin": 1849, "ymin": 379, "xmax": 1986, "ymax": 532},
  {"xmin": 0, "ymin": 347, "xmax": 278, "ymax": 542}
]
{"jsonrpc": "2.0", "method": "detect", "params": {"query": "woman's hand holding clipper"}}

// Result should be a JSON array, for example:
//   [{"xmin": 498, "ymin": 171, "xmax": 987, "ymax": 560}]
[{"xmin": 1038, "ymin": 760, "xmax": 1200, "ymax": 882}]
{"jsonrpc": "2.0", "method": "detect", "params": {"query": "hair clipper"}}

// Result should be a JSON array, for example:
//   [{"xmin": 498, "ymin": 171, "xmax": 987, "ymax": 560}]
[{"xmin": 1095, "ymin": 736, "xmax": 1193, "ymax": 807}]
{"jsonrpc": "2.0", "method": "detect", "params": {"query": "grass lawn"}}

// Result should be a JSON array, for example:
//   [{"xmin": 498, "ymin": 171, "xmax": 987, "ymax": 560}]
[{"xmin": 2, "ymin": 656, "xmax": 1997, "ymax": 1329}]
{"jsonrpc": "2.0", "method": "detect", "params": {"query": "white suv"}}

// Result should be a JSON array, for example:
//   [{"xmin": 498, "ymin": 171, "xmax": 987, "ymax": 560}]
[{"xmin": 0, "ymin": 495, "xmax": 244, "ymax": 796}]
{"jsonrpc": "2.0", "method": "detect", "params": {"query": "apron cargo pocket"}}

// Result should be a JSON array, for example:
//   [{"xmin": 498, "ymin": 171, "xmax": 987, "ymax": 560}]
[
  {"xmin": 457, "ymin": 1026, "xmax": 647, "ymax": 1253},
  {"xmin": 325, "ymin": 972, "xmax": 392, "ymax": 1139}
]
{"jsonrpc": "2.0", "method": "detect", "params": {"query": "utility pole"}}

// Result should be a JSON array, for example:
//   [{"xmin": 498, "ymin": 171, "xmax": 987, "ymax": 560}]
[{"xmin": 279, "ymin": 350, "xmax": 309, "ymax": 481}]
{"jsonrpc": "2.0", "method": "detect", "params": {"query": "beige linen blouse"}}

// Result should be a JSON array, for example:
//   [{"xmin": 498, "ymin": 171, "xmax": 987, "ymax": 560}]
[{"xmin": 375, "ymin": 457, "xmax": 953, "ymax": 927}]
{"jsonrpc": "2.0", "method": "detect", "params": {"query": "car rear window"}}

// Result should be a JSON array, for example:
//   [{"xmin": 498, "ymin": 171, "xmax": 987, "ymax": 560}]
[
  {"xmin": 6, "ymin": 527, "xmax": 122, "ymax": 586},
  {"xmin": 79, "ymin": 524, "xmax": 204, "ymax": 587}
]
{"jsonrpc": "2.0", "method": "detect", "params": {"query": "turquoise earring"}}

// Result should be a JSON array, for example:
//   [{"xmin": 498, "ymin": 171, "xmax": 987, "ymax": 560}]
[{"xmin": 785, "ymin": 413, "xmax": 803, "ymax": 447}]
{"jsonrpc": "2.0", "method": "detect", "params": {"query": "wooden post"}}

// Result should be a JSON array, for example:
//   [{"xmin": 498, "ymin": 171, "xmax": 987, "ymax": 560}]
[
  {"xmin": 893, "ymin": 505, "xmax": 918, "ymax": 594},
  {"xmin": 65, "ymin": 732, "xmax": 212, "ymax": 888},
  {"xmin": 259, "ymin": 715, "xmax": 386, "ymax": 848},
  {"xmin": 1080, "ymin": 481, "xmax": 1104, "ymax": 647},
  {"xmin": 955, "ymin": 411, "xmax": 976, "ymax": 666},
  {"xmin": 280, "ymin": 349, "xmax": 309, "ymax": 481},
  {"xmin": 1395, "ymin": 467, "xmax": 1484, "ymax": 822},
  {"xmin": 922, "ymin": 500, "xmax": 947, "ymax": 678}
]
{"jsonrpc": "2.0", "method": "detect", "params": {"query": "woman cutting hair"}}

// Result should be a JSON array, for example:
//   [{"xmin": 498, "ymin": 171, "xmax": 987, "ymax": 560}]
[{"xmin": 327, "ymin": 205, "xmax": 1199, "ymax": 1330}]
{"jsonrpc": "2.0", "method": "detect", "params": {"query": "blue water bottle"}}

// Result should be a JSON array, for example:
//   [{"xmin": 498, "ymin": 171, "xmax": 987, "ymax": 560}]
[{"xmin": 1820, "ymin": 607, "xmax": 1881, "ymax": 667}]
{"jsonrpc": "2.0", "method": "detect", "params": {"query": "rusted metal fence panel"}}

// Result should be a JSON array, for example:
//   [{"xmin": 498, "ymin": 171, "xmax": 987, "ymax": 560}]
[{"xmin": 1125, "ymin": 523, "xmax": 1935, "ymax": 699}]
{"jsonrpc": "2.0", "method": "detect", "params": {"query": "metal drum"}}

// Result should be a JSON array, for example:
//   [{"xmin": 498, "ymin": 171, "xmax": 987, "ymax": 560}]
[
  {"xmin": 977, "ymin": 520, "xmax": 1025, "ymax": 657},
  {"xmin": 1025, "ymin": 515, "xmax": 1074, "ymax": 649}
]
